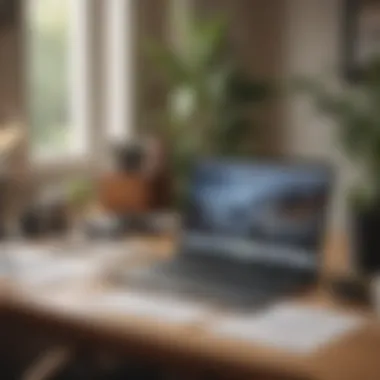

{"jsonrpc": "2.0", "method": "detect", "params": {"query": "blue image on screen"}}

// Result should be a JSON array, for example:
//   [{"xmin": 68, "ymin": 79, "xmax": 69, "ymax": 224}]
[{"xmin": 183, "ymin": 160, "xmax": 331, "ymax": 261}]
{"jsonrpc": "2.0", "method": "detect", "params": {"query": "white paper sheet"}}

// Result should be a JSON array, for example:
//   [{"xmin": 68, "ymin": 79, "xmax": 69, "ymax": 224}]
[
  {"xmin": 88, "ymin": 291, "xmax": 209, "ymax": 324},
  {"xmin": 30, "ymin": 290, "xmax": 89, "ymax": 314},
  {"xmin": 0, "ymin": 241, "xmax": 134, "ymax": 285},
  {"xmin": 212, "ymin": 303, "xmax": 366, "ymax": 354},
  {"xmin": 15, "ymin": 259, "xmax": 96, "ymax": 286}
]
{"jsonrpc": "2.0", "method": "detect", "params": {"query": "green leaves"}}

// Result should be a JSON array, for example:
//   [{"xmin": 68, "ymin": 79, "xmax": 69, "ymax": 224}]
[
  {"xmin": 189, "ymin": 14, "xmax": 227, "ymax": 70},
  {"xmin": 144, "ymin": 41, "xmax": 188, "ymax": 86},
  {"xmin": 146, "ymin": 14, "xmax": 270, "ymax": 205},
  {"xmin": 67, "ymin": 179, "xmax": 93, "ymax": 208},
  {"xmin": 298, "ymin": 57, "xmax": 380, "ymax": 206},
  {"xmin": 226, "ymin": 70, "xmax": 270, "ymax": 105}
]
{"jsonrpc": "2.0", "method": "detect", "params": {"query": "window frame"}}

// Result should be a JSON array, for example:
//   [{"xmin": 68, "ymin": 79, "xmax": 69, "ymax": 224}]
[{"xmin": 24, "ymin": 0, "xmax": 135, "ymax": 173}]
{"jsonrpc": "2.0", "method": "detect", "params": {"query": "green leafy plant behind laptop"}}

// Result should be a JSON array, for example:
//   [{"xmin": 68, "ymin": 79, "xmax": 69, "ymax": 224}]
[
  {"xmin": 298, "ymin": 56, "xmax": 380, "ymax": 276},
  {"xmin": 298, "ymin": 58, "xmax": 380, "ymax": 209},
  {"xmin": 145, "ymin": 15, "xmax": 271, "ymax": 205}
]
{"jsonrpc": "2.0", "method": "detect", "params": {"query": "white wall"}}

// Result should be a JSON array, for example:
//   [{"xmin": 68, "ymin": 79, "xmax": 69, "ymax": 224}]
[{"xmin": 283, "ymin": 0, "xmax": 356, "ymax": 232}]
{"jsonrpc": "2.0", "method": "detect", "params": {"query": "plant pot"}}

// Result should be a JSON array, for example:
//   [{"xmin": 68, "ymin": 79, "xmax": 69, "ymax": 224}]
[
  {"xmin": 352, "ymin": 206, "xmax": 380, "ymax": 276},
  {"xmin": 98, "ymin": 173, "xmax": 151, "ymax": 215}
]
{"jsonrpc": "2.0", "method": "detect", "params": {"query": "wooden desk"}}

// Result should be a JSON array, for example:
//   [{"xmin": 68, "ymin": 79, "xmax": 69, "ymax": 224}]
[{"xmin": 0, "ymin": 236, "xmax": 379, "ymax": 380}]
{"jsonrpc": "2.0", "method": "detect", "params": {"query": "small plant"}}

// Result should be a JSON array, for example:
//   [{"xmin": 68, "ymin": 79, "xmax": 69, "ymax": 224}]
[{"xmin": 67, "ymin": 179, "xmax": 94, "ymax": 211}]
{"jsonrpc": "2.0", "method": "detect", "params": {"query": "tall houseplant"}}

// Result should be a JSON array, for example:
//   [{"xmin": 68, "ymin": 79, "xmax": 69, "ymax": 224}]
[
  {"xmin": 300, "ymin": 58, "xmax": 380, "ymax": 275},
  {"xmin": 146, "ymin": 16, "xmax": 270, "ymax": 205}
]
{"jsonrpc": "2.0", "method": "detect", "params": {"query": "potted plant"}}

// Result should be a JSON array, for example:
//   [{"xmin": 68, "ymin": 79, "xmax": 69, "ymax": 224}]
[
  {"xmin": 299, "ymin": 57, "xmax": 380, "ymax": 276},
  {"xmin": 66, "ymin": 178, "xmax": 95, "ymax": 229},
  {"xmin": 145, "ymin": 15, "xmax": 270, "ymax": 207}
]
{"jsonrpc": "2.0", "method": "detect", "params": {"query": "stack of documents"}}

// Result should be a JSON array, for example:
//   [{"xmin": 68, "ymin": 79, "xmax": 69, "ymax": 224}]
[{"xmin": 211, "ymin": 302, "xmax": 366, "ymax": 354}]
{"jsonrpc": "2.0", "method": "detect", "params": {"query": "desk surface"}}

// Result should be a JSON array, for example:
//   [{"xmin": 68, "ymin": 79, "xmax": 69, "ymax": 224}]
[{"xmin": 0, "ymin": 236, "xmax": 380, "ymax": 380}]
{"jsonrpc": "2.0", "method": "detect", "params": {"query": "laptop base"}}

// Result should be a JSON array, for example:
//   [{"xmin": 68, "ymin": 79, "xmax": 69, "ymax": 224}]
[{"xmin": 121, "ymin": 255, "xmax": 314, "ymax": 309}]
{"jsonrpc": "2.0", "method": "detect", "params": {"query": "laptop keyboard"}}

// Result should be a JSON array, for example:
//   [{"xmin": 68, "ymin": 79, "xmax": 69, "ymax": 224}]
[{"xmin": 121, "ymin": 255, "xmax": 310, "ymax": 308}]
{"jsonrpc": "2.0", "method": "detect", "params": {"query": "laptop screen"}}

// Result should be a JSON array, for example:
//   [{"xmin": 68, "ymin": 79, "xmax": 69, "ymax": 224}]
[{"xmin": 181, "ymin": 159, "xmax": 332, "ymax": 271}]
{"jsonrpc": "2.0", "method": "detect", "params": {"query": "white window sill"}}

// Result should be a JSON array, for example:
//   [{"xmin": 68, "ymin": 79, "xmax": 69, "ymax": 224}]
[{"xmin": 30, "ymin": 153, "xmax": 94, "ymax": 177}]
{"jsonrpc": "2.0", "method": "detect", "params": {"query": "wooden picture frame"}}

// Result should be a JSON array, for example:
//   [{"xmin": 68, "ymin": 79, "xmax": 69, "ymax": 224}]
[{"xmin": 343, "ymin": 0, "xmax": 380, "ymax": 80}]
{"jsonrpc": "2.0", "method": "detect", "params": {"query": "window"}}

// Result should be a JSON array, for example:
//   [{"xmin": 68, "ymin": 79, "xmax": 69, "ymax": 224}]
[
  {"xmin": 105, "ymin": 0, "xmax": 134, "ymax": 142},
  {"xmin": 26, "ymin": 0, "xmax": 90, "ymax": 162},
  {"xmin": 26, "ymin": 0, "xmax": 134, "ymax": 166}
]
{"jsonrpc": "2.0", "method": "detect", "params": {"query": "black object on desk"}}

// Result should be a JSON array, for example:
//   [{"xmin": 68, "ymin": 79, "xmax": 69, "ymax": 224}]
[
  {"xmin": 325, "ymin": 275, "xmax": 371, "ymax": 305},
  {"xmin": 20, "ymin": 202, "xmax": 68, "ymax": 238}
]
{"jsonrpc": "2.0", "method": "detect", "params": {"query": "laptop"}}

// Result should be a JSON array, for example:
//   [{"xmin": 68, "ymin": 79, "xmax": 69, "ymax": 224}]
[{"xmin": 123, "ymin": 158, "xmax": 333, "ymax": 308}]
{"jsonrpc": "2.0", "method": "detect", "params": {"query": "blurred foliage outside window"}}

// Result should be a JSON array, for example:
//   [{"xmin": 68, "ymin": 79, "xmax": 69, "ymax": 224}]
[{"xmin": 27, "ymin": 0, "xmax": 71, "ymax": 159}]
